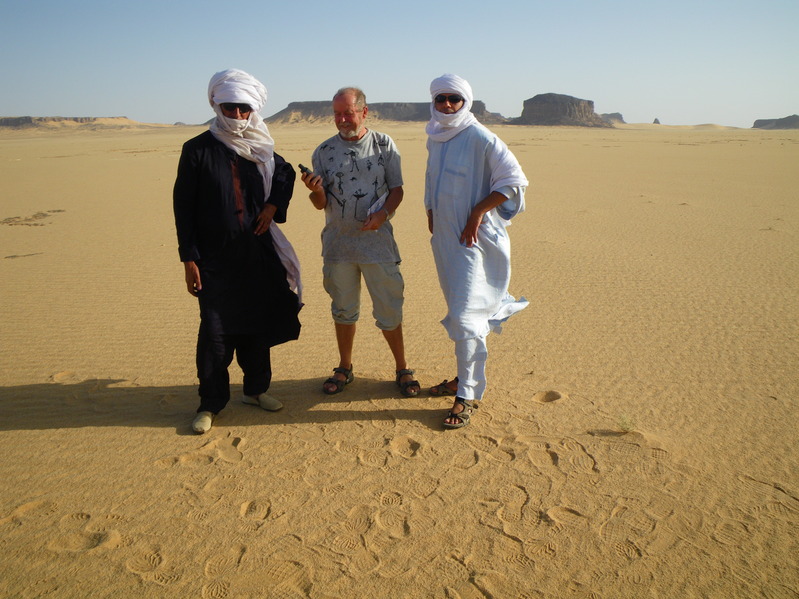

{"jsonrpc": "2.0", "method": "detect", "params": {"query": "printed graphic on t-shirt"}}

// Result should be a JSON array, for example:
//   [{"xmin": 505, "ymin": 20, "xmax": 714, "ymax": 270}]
[{"xmin": 318, "ymin": 138, "xmax": 389, "ymax": 222}]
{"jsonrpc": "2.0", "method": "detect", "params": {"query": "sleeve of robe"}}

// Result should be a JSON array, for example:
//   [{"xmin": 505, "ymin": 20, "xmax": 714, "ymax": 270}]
[
  {"xmin": 173, "ymin": 139, "xmax": 202, "ymax": 263},
  {"xmin": 267, "ymin": 153, "xmax": 295, "ymax": 224}
]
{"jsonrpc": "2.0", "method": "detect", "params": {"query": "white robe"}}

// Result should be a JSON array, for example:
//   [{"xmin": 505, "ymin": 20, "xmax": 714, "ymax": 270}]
[{"xmin": 425, "ymin": 122, "xmax": 528, "ymax": 342}]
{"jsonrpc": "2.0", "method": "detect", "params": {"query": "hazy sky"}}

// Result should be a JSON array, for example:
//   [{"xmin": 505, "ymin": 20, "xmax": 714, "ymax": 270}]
[{"xmin": 1, "ymin": 0, "xmax": 797, "ymax": 128}]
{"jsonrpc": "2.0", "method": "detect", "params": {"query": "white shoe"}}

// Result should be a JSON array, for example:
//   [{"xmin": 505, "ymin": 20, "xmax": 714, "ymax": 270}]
[
  {"xmin": 192, "ymin": 411, "xmax": 214, "ymax": 434},
  {"xmin": 241, "ymin": 393, "xmax": 283, "ymax": 412}
]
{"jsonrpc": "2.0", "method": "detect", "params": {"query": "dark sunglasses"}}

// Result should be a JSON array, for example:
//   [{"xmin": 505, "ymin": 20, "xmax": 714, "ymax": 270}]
[
  {"xmin": 220, "ymin": 103, "xmax": 252, "ymax": 113},
  {"xmin": 434, "ymin": 94, "xmax": 464, "ymax": 104}
]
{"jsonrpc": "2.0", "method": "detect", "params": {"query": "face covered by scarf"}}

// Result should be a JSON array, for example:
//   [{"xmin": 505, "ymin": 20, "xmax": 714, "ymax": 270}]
[
  {"xmin": 425, "ymin": 73, "xmax": 479, "ymax": 142},
  {"xmin": 207, "ymin": 68, "xmax": 275, "ymax": 200}
]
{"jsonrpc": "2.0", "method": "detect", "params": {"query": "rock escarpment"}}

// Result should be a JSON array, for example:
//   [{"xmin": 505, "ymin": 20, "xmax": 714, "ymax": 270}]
[
  {"xmin": 752, "ymin": 115, "xmax": 799, "ymax": 129},
  {"xmin": 512, "ymin": 93, "xmax": 610, "ymax": 127},
  {"xmin": 0, "ymin": 116, "xmax": 150, "ymax": 129},
  {"xmin": 266, "ymin": 101, "xmax": 506, "ymax": 124}
]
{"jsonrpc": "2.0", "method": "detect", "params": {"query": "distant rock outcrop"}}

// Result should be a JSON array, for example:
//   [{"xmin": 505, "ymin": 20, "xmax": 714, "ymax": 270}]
[
  {"xmin": 653, "ymin": 118, "xmax": 661, "ymax": 125},
  {"xmin": 752, "ymin": 114, "xmax": 799, "ymax": 129},
  {"xmin": 600, "ymin": 112, "xmax": 625, "ymax": 125},
  {"xmin": 511, "ymin": 93, "xmax": 610, "ymax": 127},
  {"xmin": 266, "ymin": 101, "xmax": 507, "ymax": 124},
  {"xmin": 0, "ymin": 116, "xmax": 159, "ymax": 129}
]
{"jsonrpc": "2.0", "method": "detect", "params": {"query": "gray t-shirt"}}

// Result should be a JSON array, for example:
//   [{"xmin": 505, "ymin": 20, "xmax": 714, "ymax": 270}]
[{"xmin": 312, "ymin": 129, "xmax": 403, "ymax": 263}]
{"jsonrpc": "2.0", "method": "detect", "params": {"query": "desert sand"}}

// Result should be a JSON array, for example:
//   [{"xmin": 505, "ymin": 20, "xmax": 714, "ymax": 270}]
[{"xmin": 1, "ymin": 120, "xmax": 797, "ymax": 598}]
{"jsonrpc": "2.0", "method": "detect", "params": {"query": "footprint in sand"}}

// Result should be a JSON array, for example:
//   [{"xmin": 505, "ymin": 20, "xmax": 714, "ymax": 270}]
[
  {"xmin": 51, "ymin": 370, "xmax": 83, "ymax": 384},
  {"xmin": 259, "ymin": 560, "xmax": 311, "ymax": 595},
  {"xmin": 389, "ymin": 435, "xmax": 422, "ymax": 459},
  {"xmin": 376, "ymin": 507, "xmax": 410, "ymax": 538},
  {"xmin": 600, "ymin": 518, "xmax": 634, "ymax": 545},
  {"xmin": 614, "ymin": 539, "xmax": 643, "ymax": 560},
  {"xmin": 47, "ymin": 530, "xmax": 120, "ymax": 553},
  {"xmin": 524, "ymin": 538, "xmax": 557, "ymax": 558},
  {"xmin": 204, "ymin": 546, "xmax": 245, "ymax": 579},
  {"xmin": 204, "ymin": 474, "xmax": 245, "ymax": 495},
  {"xmin": 126, "ymin": 547, "xmax": 182, "ymax": 587},
  {"xmin": 59, "ymin": 512, "xmax": 91, "ymax": 528},
  {"xmin": 344, "ymin": 505, "xmax": 374, "ymax": 536},
  {"xmin": 546, "ymin": 439, "xmax": 598, "ymax": 475},
  {"xmin": 738, "ymin": 474, "xmax": 799, "ymax": 524},
  {"xmin": 545, "ymin": 506, "xmax": 588, "ymax": 532},
  {"xmin": 497, "ymin": 485, "xmax": 529, "ymax": 523},
  {"xmin": 711, "ymin": 518, "xmax": 750, "ymax": 546},
  {"xmin": 328, "ymin": 530, "xmax": 361, "ymax": 555},
  {"xmin": 0, "ymin": 500, "xmax": 57, "ymax": 526},
  {"xmin": 202, "ymin": 580, "xmax": 231, "ymax": 599},
  {"xmin": 350, "ymin": 547, "xmax": 381, "ymax": 575},
  {"xmin": 325, "ymin": 506, "xmax": 373, "ymax": 555},
  {"xmin": 467, "ymin": 435, "xmax": 516, "ymax": 463},
  {"xmin": 408, "ymin": 474, "xmax": 439, "ymax": 498},
  {"xmin": 240, "ymin": 499, "xmax": 271, "ymax": 521},
  {"xmin": 533, "ymin": 390, "xmax": 567, "ymax": 403},
  {"xmin": 754, "ymin": 500, "xmax": 799, "ymax": 522},
  {"xmin": 157, "ymin": 434, "xmax": 244, "ymax": 467},
  {"xmin": 358, "ymin": 449, "xmax": 388, "ymax": 468},
  {"xmin": 376, "ymin": 491, "xmax": 404, "ymax": 507},
  {"xmin": 47, "ymin": 512, "xmax": 121, "ymax": 553},
  {"xmin": 126, "ymin": 549, "xmax": 164, "ymax": 574},
  {"xmin": 372, "ymin": 493, "xmax": 409, "ymax": 538}
]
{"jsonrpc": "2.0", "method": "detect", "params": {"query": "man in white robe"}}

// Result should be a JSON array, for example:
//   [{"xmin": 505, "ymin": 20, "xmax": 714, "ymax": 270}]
[{"xmin": 424, "ymin": 73, "xmax": 529, "ymax": 428}]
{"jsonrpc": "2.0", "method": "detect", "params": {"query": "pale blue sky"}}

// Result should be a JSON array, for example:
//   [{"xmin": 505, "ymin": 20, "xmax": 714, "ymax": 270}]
[{"xmin": 1, "ymin": 0, "xmax": 796, "ymax": 127}]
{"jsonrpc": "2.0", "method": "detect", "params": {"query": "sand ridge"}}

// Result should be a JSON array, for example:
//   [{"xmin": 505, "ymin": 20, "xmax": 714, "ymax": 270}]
[{"xmin": 1, "ymin": 123, "xmax": 797, "ymax": 597}]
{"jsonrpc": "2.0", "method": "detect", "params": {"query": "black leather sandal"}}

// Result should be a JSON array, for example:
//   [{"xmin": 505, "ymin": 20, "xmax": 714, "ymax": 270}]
[
  {"xmin": 396, "ymin": 369, "xmax": 420, "ymax": 397},
  {"xmin": 443, "ymin": 397, "xmax": 478, "ymax": 429},
  {"xmin": 323, "ymin": 366, "xmax": 354, "ymax": 395}
]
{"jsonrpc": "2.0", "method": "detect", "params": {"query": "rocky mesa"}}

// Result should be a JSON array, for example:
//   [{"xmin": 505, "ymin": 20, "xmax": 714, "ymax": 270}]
[
  {"xmin": 0, "ymin": 116, "xmax": 167, "ymax": 129},
  {"xmin": 512, "ymin": 93, "xmax": 611, "ymax": 127},
  {"xmin": 752, "ymin": 114, "xmax": 799, "ymax": 129},
  {"xmin": 266, "ymin": 101, "xmax": 506, "ymax": 125}
]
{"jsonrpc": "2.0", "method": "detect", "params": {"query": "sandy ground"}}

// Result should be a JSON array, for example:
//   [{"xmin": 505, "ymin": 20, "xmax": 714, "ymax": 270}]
[{"xmin": 1, "ymin": 120, "xmax": 797, "ymax": 598}]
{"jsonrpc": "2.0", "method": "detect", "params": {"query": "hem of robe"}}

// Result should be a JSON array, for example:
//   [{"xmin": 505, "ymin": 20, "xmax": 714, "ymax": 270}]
[{"xmin": 441, "ymin": 295, "xmax": 528, "ymax": 341}]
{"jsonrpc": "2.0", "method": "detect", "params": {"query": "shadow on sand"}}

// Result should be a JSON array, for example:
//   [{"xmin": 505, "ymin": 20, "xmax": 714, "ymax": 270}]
[{"xmin": 0, "ymin": 377, "xmax": 444, "ymax": 434}]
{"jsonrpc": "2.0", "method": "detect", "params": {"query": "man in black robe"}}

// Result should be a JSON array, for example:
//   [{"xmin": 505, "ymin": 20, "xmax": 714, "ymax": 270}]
[{"xmin": 173, "ymin": 69, "xmax": 301, "ymax": 434}]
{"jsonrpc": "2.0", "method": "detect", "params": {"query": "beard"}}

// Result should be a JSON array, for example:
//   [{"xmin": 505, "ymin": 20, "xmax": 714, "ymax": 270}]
[{"xmin": 338, "ymin": 124, "xmax": 360, "ymax": 139}]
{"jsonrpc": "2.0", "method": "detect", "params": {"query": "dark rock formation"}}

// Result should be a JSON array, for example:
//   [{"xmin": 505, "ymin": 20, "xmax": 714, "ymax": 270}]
[
  {"xmin": 600, "ymin": 112, "xmax": 625, "ymax": 125},
  {"xmin": 0, "ymin": 116, "xmax": 131, "ymax": 128},
  {"xmin": 752, "ymin": 114, "xmax": 799, "ymax": 129},
  {"xmin": 511, "ymin": 93, "xmax": 610, "ymax": 127},
  {"xmin": 0, "ymin": 116, "xmax": 36, "ymax": 127},
  {"xmin": 653, "ymin": 118, "xmax": 661, "ymax": 125},
  {"xmin": 266, "ymin": 101, "xmax": 507, "ymax": 124}
]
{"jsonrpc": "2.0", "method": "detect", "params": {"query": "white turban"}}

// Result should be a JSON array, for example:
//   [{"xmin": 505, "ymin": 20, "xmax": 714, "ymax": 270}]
[
  {"xmin": 426, "ymin": 73, "xmax": 479, "ymax": 142},
  {"xmin": 208, "ymin": 68, "xmax": 268, "ymax": 113},
  {"xmin": 206, "ymin": 69, "xmax": 275, "ymax": 197}
]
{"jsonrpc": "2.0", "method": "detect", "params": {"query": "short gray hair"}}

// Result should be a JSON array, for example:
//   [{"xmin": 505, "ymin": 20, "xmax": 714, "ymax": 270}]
[{"xmin": 334, "ymin": 87, "xmax": 366, "ymax": 108}]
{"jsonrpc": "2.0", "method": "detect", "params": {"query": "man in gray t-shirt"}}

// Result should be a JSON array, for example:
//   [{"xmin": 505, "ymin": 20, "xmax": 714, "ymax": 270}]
[{"xmin": 301, "ymin": 87, "xmax": 419, "ymax": 398}]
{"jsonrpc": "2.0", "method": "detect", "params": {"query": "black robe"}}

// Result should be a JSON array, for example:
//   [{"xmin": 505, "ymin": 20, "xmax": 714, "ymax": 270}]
[{"xmin": 173, "ymin": 131, "xmax": 300, "ymax": 345}]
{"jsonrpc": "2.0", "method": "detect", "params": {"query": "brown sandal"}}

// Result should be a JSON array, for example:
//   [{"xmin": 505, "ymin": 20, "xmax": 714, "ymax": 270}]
[{"xmin": 430, "ymin": 377, "xmax": 458, "ymax": 397}]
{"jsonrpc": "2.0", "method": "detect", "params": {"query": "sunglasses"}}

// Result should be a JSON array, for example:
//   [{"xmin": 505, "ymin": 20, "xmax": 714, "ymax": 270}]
[
  {"xmin": 220, "ymin": 103, "xmax": 252, "ymax": 113},
  {"xmin": 434, "ymin": 94, "xmax": 464, "ymax": 104}
]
